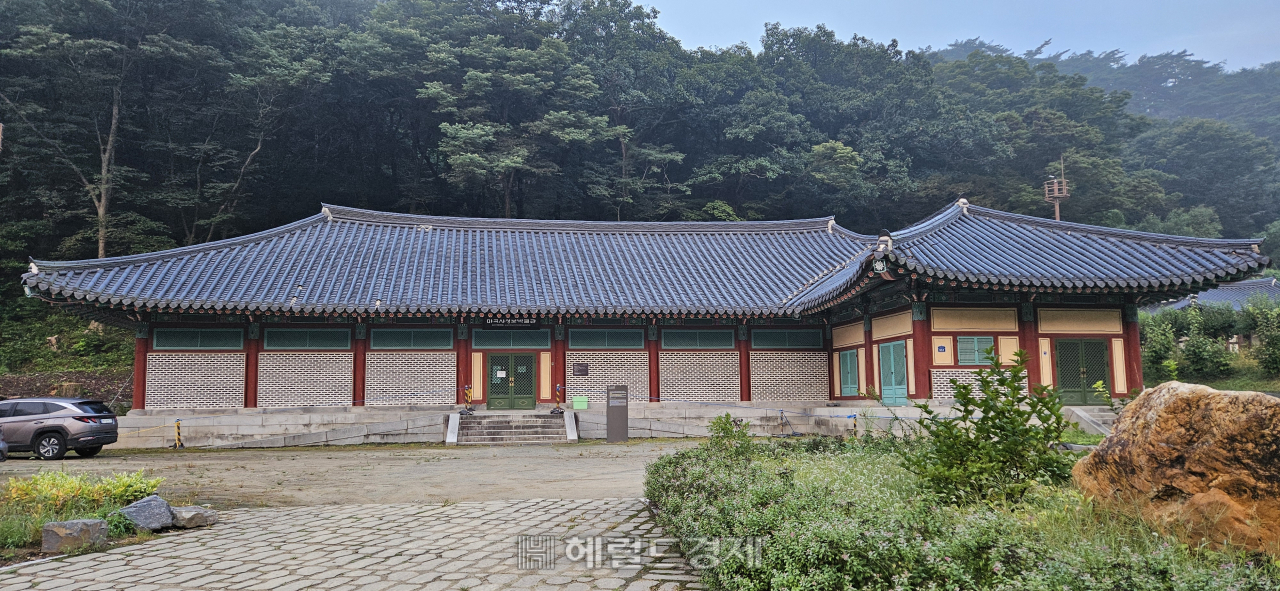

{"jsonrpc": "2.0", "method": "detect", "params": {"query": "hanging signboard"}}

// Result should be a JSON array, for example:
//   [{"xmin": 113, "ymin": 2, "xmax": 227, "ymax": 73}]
[{"xmin": 483, "ymin": 318, "xmax": 539, "ymax": 327}]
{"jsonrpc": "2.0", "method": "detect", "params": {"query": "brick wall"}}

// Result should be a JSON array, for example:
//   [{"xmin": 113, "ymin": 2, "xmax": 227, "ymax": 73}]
[
  {"xmin": 145, "ymin": 353, "xmax": 245, "ymax": 409},
  {"xmin": 659, "ymin": 351, "xmax": 740, "ymax": 402},
  {"xmin": 258, "ymin": 352, "xmax": 353, "ymax": 407},
  {"xmin": 750, "ymin": 352, "xmax": 829, "ymax": 401},
  {"xmin": 566, "ymin": 351, "xmax": 649, "ymax": 402},
  {"xmin": 930, "ymin": 368, "xmax": 1028, "ymax": 399},
  {"xmin": 364, "ymin": 352, "xmax": 457, "ymax": 406}
]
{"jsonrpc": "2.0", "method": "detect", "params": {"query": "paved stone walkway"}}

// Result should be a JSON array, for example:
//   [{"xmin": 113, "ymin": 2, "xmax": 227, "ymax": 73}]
[{"xmin": 0, "ymin": 499, "xmax": 699, "ymax": 590}]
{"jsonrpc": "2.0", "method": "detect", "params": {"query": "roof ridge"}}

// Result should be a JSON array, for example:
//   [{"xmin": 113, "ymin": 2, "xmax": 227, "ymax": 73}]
[
  {"xmin": 29, "ymin": 214, "xmax": 328, "ymax": 273},
  {"xmin": 965, "ymin": 204, "xmax": 1263, "ymax": 248},
  {"xmin": 322, "ymin": 204, "xmax": 871, "ymax": 236}
]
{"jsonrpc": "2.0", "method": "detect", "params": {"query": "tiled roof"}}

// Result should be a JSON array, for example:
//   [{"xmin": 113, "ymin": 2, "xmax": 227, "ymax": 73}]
[
  {"xmin": 791, "ymin": 200, "xmax": 1269, "ymax": 311},
  {"xmin": 1145, "ymin": 277, "xmax": 1280, "ymax": 311},
  {"xmin": 23, "ymin": 200, "xmax": 1269, "ymax": 317}
]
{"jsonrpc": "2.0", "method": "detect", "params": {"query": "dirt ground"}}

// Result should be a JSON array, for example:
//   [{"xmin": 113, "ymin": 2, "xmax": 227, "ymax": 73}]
[{"xmin": 0, "ymin": 440, "xmax": 698, "ymax": 509}]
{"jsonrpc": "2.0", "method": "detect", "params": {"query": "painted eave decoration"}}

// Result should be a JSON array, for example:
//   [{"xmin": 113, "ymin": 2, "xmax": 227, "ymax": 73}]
[{"xmin": 22, "ymin": 200, "xmax": 1269, "ymax": 319}]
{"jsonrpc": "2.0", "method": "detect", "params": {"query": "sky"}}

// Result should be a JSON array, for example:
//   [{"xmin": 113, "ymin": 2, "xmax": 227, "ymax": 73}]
[{"xmin": 652, "ymin": 0, "xmax": 1280, "ymax": 69}]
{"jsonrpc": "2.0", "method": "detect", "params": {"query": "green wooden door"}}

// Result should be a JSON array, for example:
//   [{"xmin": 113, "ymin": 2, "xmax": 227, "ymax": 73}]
[
  {"xmin": 1054, "ymin": 340, "xmax": 1111, "ymax": 405},
  {"xmin": 487, "ymin": 353, "xmax": 537, "ymax": 410},
  {"xmin": 879, "ymin": 341, "xmax": 908, "ymax": 406}
]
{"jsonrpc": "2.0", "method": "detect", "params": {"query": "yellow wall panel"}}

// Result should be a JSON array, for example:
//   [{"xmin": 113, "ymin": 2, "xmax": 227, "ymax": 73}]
[
  {"xmin": 471, "ymin": 351, "xmax": 485, "ymax": 400},
  {"xmin": 1111, "ymin": 338, "xmax": 1127, "ymax": 394},
  {"xmin": 1038, "ymin": 309, "xmax": 1122, "ymax": 334},
  {"xmin": 1038, "ymin": 338, "xmax": 1053, "ymax": 386},
  {"xmin": 872, "ymin": 311, "xmax": 913, "ymax": 340},
  {"xmin": 932, "ymin": 336, "xmax": 954, "ymax": 365},
  {"xmin": 906, "ymin": 338, "xmax": 916, "ymax": 396},
  {"xmin": 857, "ymin": 348, "xmax": 866, "ymax": 395},
  {"xmin": 872, "ymin": 345, "xmax": 881, "ymax": 394},
  {"xmin": 998, "ymin": 336, "xmax": 1020, "ymax": 366},
  {"xmin": 930, "ymin": 308, "xmax": 1018, "ymax": 332},
  {"xmin": 539, "ymin": 351, "xmax": 552, "ymax": 400},
  {"xmin": 833, "ymin": 324, "xmax": 865, "ymax": 348}
]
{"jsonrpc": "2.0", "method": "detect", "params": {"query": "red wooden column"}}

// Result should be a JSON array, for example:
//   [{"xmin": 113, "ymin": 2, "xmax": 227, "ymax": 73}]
[
  {"xmin": 738, "ymin": 325, "xmax": 751, "ymax": 402},
  {"xmin": 826, "ymin": 324, "xmax": 837, "ymax": 400},
  {"xmin": 863, "ymin": 314, "xmax": 874, "ymax": 395},
  {"xmin": 648, "ymin": 325, "xmax": 660, "ymax": 402},
  {"xmin": 244, "ymin": 326, "xmax": 260, "ymax": 409},
  {"xmin": 352, "ymin": 325, "xmax": 367, "ymax": 406},
  {"xmin": 1123, "ymin": 305, "xmax": 1143, "ymax": 395},
  {"xmin": 1020, "ymin": 303, "xmax": 1041, "ymax": 389},
  {"xmin": 456, "ymin": 322, "xmax": 471, "ymax": 405},
  {"xmin": 553, "ymin": 325, "xmax": 568, "ymax": 405},
  {"xmin": 909, "ymin": 302, "xmax": 930, "ymax": 400},
  {"xmin": 132, "ymin": 334, "xmax": 149, "ymax": 410}
]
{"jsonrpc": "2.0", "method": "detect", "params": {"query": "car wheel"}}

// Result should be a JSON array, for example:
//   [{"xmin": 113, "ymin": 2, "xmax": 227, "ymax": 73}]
[
  {"xmin": 74, "ymin": 445, "xmax": 103, "ymax": 458},
  {"xmin": 35, "ymin": 433, "xmax": 67, "ymax": 460}
]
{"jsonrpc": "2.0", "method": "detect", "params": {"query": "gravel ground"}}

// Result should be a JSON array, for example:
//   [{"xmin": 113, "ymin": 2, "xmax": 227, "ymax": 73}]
[{"xmin": 0, "ymin": 440, "xmax": 699, "ymax": 509}]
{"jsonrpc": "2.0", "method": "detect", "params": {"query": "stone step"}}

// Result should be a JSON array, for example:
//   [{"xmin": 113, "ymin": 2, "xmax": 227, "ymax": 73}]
[
  {"xmin": 459, "ymin": 428, "xmax": 567, "ymax": 437},
  {"xmin": 457, "ymin": 434, "xmax": 568, "ymax": 444}
]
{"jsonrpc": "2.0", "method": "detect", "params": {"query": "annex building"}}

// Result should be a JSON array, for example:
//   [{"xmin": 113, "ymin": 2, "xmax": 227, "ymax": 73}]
[{"xmin": 22, "ymin": 199, "xmax": 1268, "ymax": 411}]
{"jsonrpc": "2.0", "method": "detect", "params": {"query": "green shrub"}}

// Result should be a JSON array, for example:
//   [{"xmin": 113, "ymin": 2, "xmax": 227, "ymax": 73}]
[
  {"xmin": 0, "ymin": 470, "xmax": 162, "ymax": 548},
  {"xmin": 706, "ymin": 413, "xmax": 754, "ymax": 460},
  {"xmin": 1248, "ymin": 303, "xmax": 1280, "ymax": 377},
  {"xmin": 645, "ymin": 435, "xmax": 1280, "ymax": 590},
  {"xmin": 1182, "ymin": 308, "xmax": 1233, "ymax": 379},
  {"xmin": 907, "ymin": 349, "xmax": 1074, "ymax": 502},
  {"xmin": 1140, "ymin": 315, "xmax": 1180, "ymax": 383}
]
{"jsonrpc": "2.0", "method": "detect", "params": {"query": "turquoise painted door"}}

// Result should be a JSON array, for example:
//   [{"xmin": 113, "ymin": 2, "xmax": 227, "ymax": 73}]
[{"xmin": 879, "ymin": 341, "xmax": 908, "ymax": 406}]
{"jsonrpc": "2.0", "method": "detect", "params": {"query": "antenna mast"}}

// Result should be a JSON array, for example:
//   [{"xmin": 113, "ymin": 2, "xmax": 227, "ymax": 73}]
[{"xmin": 1043, "ymin": 155, "xmax": 1069, "ymax": 221}]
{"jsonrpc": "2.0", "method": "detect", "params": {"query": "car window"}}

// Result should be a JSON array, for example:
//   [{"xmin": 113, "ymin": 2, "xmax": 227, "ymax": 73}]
[
  {"xmin": 75, "ymin": 401, "xmax": 114, "ymax": 415},
  {"xmin": 43, "ymin": 402, "xmax": 72, "ymax": 414},
  {"xmin": 12, "ymin": 402, "xmax": 47, "ymax": 416},
  {"xmin": 0, "ymin": 402, "xmax": 13, "ymax": 418}
]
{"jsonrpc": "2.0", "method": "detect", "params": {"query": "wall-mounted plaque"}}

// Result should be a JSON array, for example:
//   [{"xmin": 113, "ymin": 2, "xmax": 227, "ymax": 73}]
[{"xmin": 572, "ymin": 363, "xmax": 589, "ymax": 376}]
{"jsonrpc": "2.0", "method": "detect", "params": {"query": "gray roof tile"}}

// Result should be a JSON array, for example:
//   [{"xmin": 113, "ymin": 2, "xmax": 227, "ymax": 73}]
[{"xmin": 24, "ymin": 201, "xmax": 1269, "ymax": 316}]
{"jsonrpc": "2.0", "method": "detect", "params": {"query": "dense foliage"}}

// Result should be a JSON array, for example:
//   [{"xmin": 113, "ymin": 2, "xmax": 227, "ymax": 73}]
[
  {"xmin": 1141, "ymin": 297, "xmax": 1280, "ymax": 388},
  {"xmin": 0, "ymin": 470, "xmax": 162, "ymax": 549},
  {"xmin": 646, "ymin": 427, "xmax": 1280, "ymax": 590},
  {"xmin": 909, "ymin": 350, "xmax": 1074, "ymax": 502},
  {"xmin": 1, "ymin": 0, "xmax": 1277, "ymax": 374}
]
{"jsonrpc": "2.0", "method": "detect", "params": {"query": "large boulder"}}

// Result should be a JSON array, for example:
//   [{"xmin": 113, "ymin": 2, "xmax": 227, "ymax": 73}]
[
  {"xmin": 42, "ymin": 519, "xmax": 108, "ymax": 552},
  {"xmin": 1073, "ymin": 382, "xmax": 1280, "ymax": 553},
  {"xmin": 171, "ymin": 506, "xmax": 218, "ymax": 528},
  {"xmin": 118, "ymin": 495, "xmax": 173, "ymax": 531}
]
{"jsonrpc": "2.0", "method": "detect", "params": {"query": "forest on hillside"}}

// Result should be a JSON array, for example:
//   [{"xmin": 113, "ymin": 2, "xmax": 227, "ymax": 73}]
[{"xmin": 1, "ymin": 0, "xmax": 1279, "ymax": 377}]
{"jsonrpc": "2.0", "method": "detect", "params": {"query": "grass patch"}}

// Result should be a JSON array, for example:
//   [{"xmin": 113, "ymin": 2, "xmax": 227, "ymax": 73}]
[
  {"xmin": 646, "ymin": 433, "xmax": 1280, "ymax": 590},
  {"xmin": 1201, "ymin": 355, "xmax": 1280, "ymax": 393},
  {"xmin": 0, "ymin": 470, "xmax": 162, "ymax": 549},
  {"xmin": 1060, "ymin": 428, "xmax": 1106, "ymax": 445}
]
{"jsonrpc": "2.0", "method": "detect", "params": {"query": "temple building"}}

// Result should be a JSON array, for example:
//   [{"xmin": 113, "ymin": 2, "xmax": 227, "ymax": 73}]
[{"xmin": 22, "ymin": 199, "xmax": 1268, "ymax": 411}]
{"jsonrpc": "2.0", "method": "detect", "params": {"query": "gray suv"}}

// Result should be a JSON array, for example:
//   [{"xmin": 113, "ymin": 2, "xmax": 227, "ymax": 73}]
[{"xmin": 0, "ymin": 398, "xmax": 118, "ymax": 460}]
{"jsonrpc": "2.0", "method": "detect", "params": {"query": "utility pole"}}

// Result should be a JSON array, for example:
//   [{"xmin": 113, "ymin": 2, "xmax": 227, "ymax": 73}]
[{"xmin": 1043, "ymin": 155, "xmax": 1069, "ymax": 221}]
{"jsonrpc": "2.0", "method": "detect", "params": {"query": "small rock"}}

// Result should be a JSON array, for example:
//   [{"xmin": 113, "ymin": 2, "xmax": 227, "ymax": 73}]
[
  {"xmin": 42, "ymin": 519, "xmax": 107, "ymax": 553},
  {"xmin": 118, "ymin": 495, "xmax": 173, "ymax": 531},
  {"xmin": 171, "ymin": 506, "xmax": 218, "ymax": 528}
]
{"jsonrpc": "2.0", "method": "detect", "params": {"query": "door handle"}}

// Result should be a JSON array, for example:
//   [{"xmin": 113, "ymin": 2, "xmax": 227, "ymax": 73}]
[{"xmin": 33, "ymin": 421, "xmax": 44, "ymax": 425}]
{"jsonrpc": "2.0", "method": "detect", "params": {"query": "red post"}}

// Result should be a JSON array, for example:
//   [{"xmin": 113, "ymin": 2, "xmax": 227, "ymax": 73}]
[
  {"xmin": 1124, "ymin": 312, "xmax": 1144, "ymax": 395},
  {"xmin": 826, "ymin": 326, "xmax": 837, "ymax": 400},
  {"xmin": 648, "ymin": 328, "xmax": 660, "ymax": 402},
  {"xmin": 456, "ymin": 325, "xmax": 471, "ymax": 405},
  {"xmin": 1021, "ymin": 304, "xmax": 1041, "ymax": 389},
  {"xmin": 244, "ymin": 334, "xmax": 259, "ymax": 408},
  {"xmin": 132, "ymin": 336, "xmax": 148, "ymax": 410},
  {"xmin": 909, "ymin": 305, "xmax": 930, "ymax": 400},
  {"xmin": 352, "ymin": 331, "xmax": 366, "ymax": 406},
  {"xmin": 553, "ymin": 332, "xmax": 567, "ymax": 405},
  {"xmin": 738, "ymin": 328, "xmax": 751, "ymax": 402}
]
